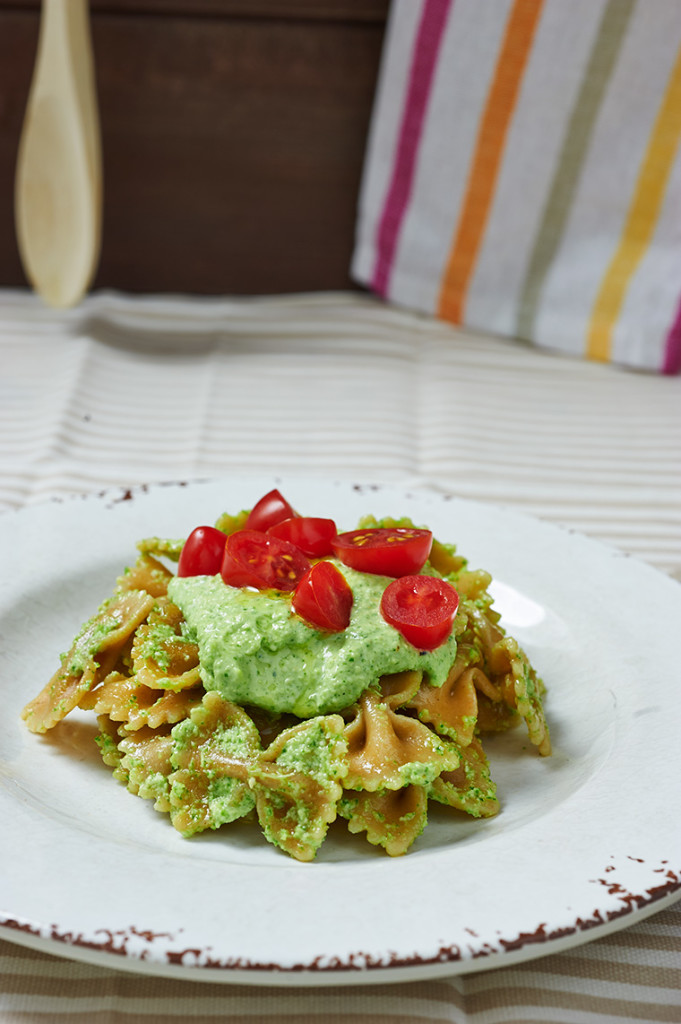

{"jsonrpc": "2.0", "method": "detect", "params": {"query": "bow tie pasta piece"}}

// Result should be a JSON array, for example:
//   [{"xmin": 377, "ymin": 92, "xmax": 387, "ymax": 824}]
[
  {"xmin": 135, "ymin": 537, "xmax": 185, "ymax": 563},
  {"xmin": 213, "ymin": 509, "xmax": 249, "ymax": 537},
  {"xmin": 476, "ymin": 688, "xmax": 519, "ymax": 733},
  {"xmin": 426, "ymin": 538, "xmax": 467, "ymax": 578},
  {"xmin": 377, "ymin": 670, "xmax": 423, "ymax": 710},
  {"xmin": 343, "ymin": 687, "xmax": 460, "ymax": 792},
  {"xmin": 244, "ymin": 706, "xmax": 301, "ymax": 748},
  {"xmin": 80, "ymin": 671, "xmax": 151, "ymax": 727},
  {"xmin": 250, "ymin": 716, "xmax": 347, "ymax": 862},
  {"xmin": 339, "ymin": 785, "xmax": 428, "ymax": 857},
  {"xmin": 79, "ymin": 671, "xmax": 203, "ymax": 732},
  {"xmin": 407, "ymin": 657, "xmax": 482, "ymax": 747},
  {"xmin": 118, "ymin": 725, "xmax": 175, "ymax": 813},
  {"xmin": 116, "ymin": 553, "xmax": 174, "ymax": 599},
  {"xmin": 140, "ymin": 687, "xmax": 204, "ymax": 731},
  {"xmin": 429, "ymin": 737, "xmax": 500, "ymax": 819},
  {"xmin": 452, "ymin": 585, "xmax": 551, "ymax": 756},
  {"xmin": 452, "ymin": 568, "xmax": 496, "ymax": 601},
  {"xmin": 169, "ymin": 691, "xmax": 261, "ymax": 837},
  {"xmin": 94, "ymin": 713, "xmax": 126, "ymax": 772},
  {"xmin": 486, "ymin": 637, "xmax": 551, "ymax": 756},
  {"xmin": 460, "ymin": 602, "xmax": 505, "ymax": 658},
  {"xmin": 21, "ymin": 590, "xmax": 155, "ymax": 734},
  {"xmin": 130, "ymin": 605, "xmax": 201, "ymax": 693}
]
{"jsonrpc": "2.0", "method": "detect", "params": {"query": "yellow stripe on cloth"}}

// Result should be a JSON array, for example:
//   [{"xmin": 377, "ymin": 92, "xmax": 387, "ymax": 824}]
[
  {"xmin": 587, "ymin": 43, "xmax": 681, "ymax": 363},
  {"xmin": 437, "ymin": 0, "xmax": 544, "ymax": 325}
]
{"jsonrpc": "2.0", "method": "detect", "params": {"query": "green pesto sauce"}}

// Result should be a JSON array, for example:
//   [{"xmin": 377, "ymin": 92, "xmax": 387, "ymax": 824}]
[
  {"xmin": 272, "ymin": 719, "xmax": 344, "ymax": 782},
  {"xmin": 167, "ymin": 562, "xmax": 458, "ymax": 718},
  {"xmin": 135, "ymin": 622, "xmax": 176, "ymax": 669}
]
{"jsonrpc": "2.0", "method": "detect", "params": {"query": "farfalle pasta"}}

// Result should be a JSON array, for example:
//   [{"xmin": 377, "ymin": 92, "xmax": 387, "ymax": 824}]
[{"xmin": 21, "ymin": 491, "xmax": 551, "ymax": 861}]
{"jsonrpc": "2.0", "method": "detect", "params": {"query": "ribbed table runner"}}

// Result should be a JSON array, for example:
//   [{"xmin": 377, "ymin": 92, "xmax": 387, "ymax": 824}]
[{"xmin": 1, "ymin": 289, "xmax": 679, "ymax": 1022}]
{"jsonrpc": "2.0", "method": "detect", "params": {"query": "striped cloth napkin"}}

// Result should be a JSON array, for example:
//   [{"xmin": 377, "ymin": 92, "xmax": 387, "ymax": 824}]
[{"xmin": 352, "ymin": 0, "xmax": 681, "ymax": 374}]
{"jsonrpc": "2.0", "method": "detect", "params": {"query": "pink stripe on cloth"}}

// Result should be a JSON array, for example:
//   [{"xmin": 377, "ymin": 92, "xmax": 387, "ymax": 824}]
[
  {"xmin": 371, "ymin": 0, "xmax": 452, "ymax": 297},
  {"xmin": 663, "ymin": 294, "xmax": 681, "ymax": 374}
]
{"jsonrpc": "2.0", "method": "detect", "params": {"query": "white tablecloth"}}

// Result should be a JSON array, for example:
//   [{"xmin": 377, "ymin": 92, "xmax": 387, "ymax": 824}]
[{"xmin": 1, "ymin": 288, "xmax": 679, "ymax": 1022}]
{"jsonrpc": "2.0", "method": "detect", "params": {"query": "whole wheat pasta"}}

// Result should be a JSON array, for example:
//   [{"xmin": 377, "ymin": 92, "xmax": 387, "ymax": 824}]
[{"xmin": 20, "ymin": 499, "xmax": 550, "ymax": 861}]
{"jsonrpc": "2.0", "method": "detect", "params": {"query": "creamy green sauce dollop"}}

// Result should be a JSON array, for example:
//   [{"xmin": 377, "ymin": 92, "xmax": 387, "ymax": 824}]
[{"xmin": 168, "ymin": 562, "xmax": 458, "ymax": 717}]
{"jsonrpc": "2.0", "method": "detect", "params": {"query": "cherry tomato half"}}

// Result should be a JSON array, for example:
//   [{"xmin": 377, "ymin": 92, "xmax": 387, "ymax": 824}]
[
  {"xmin": 245, "ymin": 488, "xmax": 297, "ymax": 532},
  {"xmin": 268, "ymin": 516, "xmax": 337, "ymax": 558},
  {"xmin": 292, "ymin": 561, "xmax": 353, "ymax": 632},
  {"xmin": 177, "ymin": 526, "xmax": 227, "ymax": 577},
  {"xmin": 380, "ymin": 575, "xmax": 459, "ymax": 650},
  {"xmin": 332, "ymin": 528, "xmax": 433, "ymax": 577},
  {"xmin": 221, "ymin": 530, "xmax": 310, "ymax": 592}
]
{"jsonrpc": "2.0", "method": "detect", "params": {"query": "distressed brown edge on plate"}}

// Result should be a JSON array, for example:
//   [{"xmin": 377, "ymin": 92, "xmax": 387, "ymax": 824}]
[{"xmin": 1, "ymin": 863, "xmax": 678, "ymax": 976}]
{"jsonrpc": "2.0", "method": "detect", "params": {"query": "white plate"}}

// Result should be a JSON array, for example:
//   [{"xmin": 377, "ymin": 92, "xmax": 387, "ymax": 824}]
[{"xmin": 1, "ymin": 477, "xmax": 679, "ymax": 986}]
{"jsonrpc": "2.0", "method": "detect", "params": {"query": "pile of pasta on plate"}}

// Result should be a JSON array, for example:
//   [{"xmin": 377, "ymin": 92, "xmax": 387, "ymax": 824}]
[{"xmin": 22, "ymin": 488, "xmax": 551, "ymax": 861}]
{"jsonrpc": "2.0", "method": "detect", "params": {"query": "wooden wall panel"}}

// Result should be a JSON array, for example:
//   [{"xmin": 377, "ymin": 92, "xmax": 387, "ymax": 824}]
[
  {"xmin": 0, "ymin": 1, "xmax": 388, "ymax": 294},
  {"xmin": 6, "ymin": 2, "xmax": 389, "ymax": 19}
]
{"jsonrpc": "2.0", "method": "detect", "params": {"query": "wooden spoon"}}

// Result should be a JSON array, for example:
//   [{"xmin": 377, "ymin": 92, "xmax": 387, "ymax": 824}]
[{"xmin": 15, "ymin": 0, "xmax": 102, "ymax": 308}]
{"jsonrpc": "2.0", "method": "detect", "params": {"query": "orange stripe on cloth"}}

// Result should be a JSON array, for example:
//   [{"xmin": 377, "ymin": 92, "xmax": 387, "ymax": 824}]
[
  {"xmin": 437, "ymin": 0, "xmax": 544, "ymax": 325},
  {"xmin": 587, "ymin": 44, "xmax": 681, "ymax": 363}
]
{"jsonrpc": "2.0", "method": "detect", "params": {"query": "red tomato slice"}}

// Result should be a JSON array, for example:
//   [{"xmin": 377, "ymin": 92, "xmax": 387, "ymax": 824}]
[
  {"xmin": 245, "ymin": 488, "xmax": 297, "ymax": 532},
  {"xmin": 221, "ymin": 530, "xmax": 310, "ymax": 592},
  {"xmin": 268, "ymin": 516, "xmax": 337, "ymax": 557},
  {"xmin": 177, "ymin": 526, "xmax": 227, "ymax": 577},
  {"xmin": 292, "ymin": 561, "xmax": 353, "ymax": 632},
  {"xmin": 380, "ymin": 575, "xmax": 459, "ymax": 650},
  {"xmin": 332, "ymin": 527, "xmax": 433, "ymax": 577}
]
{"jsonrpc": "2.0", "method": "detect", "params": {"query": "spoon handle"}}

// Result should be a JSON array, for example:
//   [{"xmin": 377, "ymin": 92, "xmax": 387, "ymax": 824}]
[{"xmin": 15, "ymin": 0, "xmax": 102, "ymax": 308}]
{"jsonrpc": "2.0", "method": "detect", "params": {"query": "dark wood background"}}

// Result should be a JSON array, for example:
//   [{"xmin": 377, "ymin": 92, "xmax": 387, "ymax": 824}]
[{"xmin": 0, "ymin": 0, "xmax": 389, "ymax": 294}]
